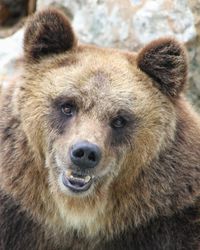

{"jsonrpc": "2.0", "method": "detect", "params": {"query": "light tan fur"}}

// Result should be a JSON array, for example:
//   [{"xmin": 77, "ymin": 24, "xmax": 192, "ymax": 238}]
[{"xmin": 1, "ymin": 9, "xmax": 200, "ymax": 250}]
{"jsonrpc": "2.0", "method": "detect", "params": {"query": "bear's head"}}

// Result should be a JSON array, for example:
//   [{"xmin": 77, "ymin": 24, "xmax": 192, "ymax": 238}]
[{"xmin": 17, "ymin": 9, "xmax": 188, "ymax": 235}]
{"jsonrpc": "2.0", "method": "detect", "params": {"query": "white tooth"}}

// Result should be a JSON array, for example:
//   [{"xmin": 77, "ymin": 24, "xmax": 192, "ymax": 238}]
[
  {"xmin": 65, "ymin": 171, "xmax": 91, "ymax": 183},
  {"xmin": 70, "ymin": 175, "xmax": 78, "ymax": 181},
  {"xmin": 69, "ymin": 176, "xmax": 83, "ymax": 182},
  {"xmin": 65, "ymin": 170, "xmax": 72, "ymax": 177},
  {"xmin": 84, "ymin": 175, "xmax": 91, "ymax": 183}
]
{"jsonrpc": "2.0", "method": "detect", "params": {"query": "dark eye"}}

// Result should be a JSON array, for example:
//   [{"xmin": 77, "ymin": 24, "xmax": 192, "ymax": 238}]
[
  {"xmin": 61, "ymin": 103, "xmax": 75, "ymax": 117},
  {"xmin": 111, "ymin": 116, "xmax": 127, "ymax": 129}
]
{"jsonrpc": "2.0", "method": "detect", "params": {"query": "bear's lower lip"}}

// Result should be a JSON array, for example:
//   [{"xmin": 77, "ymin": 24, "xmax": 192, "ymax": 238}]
[{"xmin": 62, "ymin": 172, "xmax": 93, "ymax": 193}]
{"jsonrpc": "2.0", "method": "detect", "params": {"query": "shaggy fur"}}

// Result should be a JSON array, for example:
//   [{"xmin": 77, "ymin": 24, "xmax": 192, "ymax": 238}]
[
  {"xmin": 0, "ymin": 8, "xmax": 200, "ymax": 250},
  {"xmin": 24, "ymin": 8, "xmax": 77, "ymax": 61},
  {"xmin": 137, "ymin": 38, "xmax": 188, "ymax": 97}
]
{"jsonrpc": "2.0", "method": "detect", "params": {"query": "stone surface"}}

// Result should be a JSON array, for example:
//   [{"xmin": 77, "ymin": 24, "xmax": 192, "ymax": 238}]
[
  {"xmin": 187, "ymin": 0, "xmax": 200, "ymax": 109},
  {"xmin": 37, "ymin": 0, "xmax": 196, "ymax": 50},
  {"xmin": 0, "ymin": 28, "xmax": 24, "ymax": 87},
  {"xmin": 1, "ymin": 0, "xmax": 200, "ymax": 109}
]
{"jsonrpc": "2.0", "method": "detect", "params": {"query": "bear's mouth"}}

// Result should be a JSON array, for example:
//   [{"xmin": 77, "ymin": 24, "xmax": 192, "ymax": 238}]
[{"xmin": 62, "ymin": 170, "xmax": 93, "ymax": 193}]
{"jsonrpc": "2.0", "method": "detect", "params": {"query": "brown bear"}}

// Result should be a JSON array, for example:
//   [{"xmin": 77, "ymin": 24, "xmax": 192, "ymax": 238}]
[{"xmin": 0, "ymin": 8, "xmax": 200, "ymax": 250}]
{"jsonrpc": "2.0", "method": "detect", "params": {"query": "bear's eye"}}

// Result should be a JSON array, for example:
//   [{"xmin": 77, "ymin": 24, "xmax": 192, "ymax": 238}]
[
  {"xmin": 61, "ymin": 103, "xmax": 75, "ymax": 117},
  {"xmin": 111, "ymin": 116, "xmax": 127, "ymax": 129}
]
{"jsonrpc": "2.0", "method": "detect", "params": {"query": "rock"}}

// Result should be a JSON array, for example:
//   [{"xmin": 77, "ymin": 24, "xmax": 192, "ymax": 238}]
[
  {"xmin": 0, "ymin": 28, "xmax": 24, "ymax": 87},
  {"xmin": 37, "ymin": 0, "xmax": 196, "ymax": 50},
  {"xmin": 132, "ymin": 0, "xmax": 195, "ymax": 44},
  {"xmin": 0, "ymin": 0, "xmax": 36, "ymax": 38},
  {"xmin": 0, "ymin": 2, "xmax": 10, "ymax": 26},
  {"xmin": 0, "ymin": 0, "xmax": 27, "ymax": 26},
  {"xmin": 187, "ymin": 0, "xmax": 200, "ymax": 110}
]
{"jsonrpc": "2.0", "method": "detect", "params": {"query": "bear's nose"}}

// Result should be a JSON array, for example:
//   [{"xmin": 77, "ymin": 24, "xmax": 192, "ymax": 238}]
[{"xmin": 70, "ymin": 141, "xmax": 101, "ymax": 169}]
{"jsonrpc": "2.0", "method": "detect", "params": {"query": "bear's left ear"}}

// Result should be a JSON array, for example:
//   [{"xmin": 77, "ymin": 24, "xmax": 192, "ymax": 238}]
[
  {"xmin": 137, "ymin": 38, "xmax": 188, "ymax": 97},
  {"xmin": 24, "ymin": 8, "xmax": 77, "ymax": 61}
]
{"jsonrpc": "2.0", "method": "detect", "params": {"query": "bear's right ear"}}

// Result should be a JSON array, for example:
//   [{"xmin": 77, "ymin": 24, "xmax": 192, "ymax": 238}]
[{"xmin": 24, "ymin": 8, "xmax": 77, "ymax": 61}]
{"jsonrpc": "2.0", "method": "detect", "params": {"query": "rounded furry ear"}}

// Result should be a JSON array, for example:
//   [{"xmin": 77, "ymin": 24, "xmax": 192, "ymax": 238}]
[
  {"xmin": 137, "ymin": 38, "xmax": 188, "ymax": 97},
  {"xmin": 24, "ymin": 8, "xmax": 77, "ymax": 61}
]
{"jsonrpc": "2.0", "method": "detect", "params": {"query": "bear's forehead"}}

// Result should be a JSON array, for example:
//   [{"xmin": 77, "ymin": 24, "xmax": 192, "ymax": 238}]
[
  {"xmin": 47, "ymin": 63, "xmax": 138, "ymax": 112},
  {"xmin": 47, "ymin": 47, "xmax": 139, "ymax": 98},
  {"xmin": 32, "ymin": 47, "xmax": 154, "ymax": 114},
  {"xmin": 48, "ymin": 68, "xmax": 136, "ymax": 114}
]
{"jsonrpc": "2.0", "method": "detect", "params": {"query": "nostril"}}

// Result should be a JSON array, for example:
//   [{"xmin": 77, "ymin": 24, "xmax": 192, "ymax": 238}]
[
  {"xmin": 70, "ymin": 141, "xmax": 101, "ymax": 168},
  {"xmin": 88, "ymin": 152, "xmax": 96, "ymax": 162},
  {"xmin": 73, "ymin": 149, "xmax": 84, "ymax": 158}
]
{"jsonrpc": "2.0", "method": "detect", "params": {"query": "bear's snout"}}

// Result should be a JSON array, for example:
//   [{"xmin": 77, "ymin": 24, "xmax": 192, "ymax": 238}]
[{"xmin": 70, "ymin": 141, "xmax": 102, "ymax": 169}]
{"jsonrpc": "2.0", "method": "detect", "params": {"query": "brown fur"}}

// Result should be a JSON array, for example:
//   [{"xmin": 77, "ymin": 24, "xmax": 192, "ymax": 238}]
[
  {"xmin": 24, "ymin": 8, "xmax": 77, "ymax": 61},
  {"xmin": 0, "ymin": 8, "xmax": 200, "ymax": 250},
  {"xmin": 137, "ymin": 38, "xmax": 188, "ymax": 98}
]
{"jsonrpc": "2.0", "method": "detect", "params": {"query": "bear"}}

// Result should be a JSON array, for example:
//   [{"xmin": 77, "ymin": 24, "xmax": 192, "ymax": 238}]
[{"xmin": 0, "ymin": 8, "xmax": 200, "ymax": 250}]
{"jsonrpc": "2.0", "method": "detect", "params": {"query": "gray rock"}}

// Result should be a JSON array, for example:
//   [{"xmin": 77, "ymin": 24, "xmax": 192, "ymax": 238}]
[{"xmin": 37, "ymin": 0, "xmax": 196, "ymax": 50}]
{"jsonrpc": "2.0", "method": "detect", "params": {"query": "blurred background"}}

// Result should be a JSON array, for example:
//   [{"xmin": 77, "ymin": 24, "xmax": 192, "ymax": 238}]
[{"xmin": 0, "ymin": 0, "xmax": 199, "ymax": 109}]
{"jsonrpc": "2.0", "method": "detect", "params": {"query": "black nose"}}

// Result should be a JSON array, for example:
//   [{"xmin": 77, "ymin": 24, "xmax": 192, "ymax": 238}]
[{"xmin": 70, "ymin": 141, "xmax": 101, "ymax": 169}]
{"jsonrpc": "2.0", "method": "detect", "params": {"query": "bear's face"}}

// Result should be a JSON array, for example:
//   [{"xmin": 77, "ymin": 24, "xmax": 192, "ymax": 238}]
[
  {"xmin": 20, "ymin": 47, "xmax": 175, "ymax": 196},
  {"xmin": 17, "ymin": 9, "xmax": 187, "ymax": 232}
]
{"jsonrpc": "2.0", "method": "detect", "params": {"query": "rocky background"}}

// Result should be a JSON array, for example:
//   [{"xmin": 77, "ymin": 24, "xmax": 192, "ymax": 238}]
[{"xmin": 0, "ymin": 0, "xmax": 200, "ymax": 109}]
